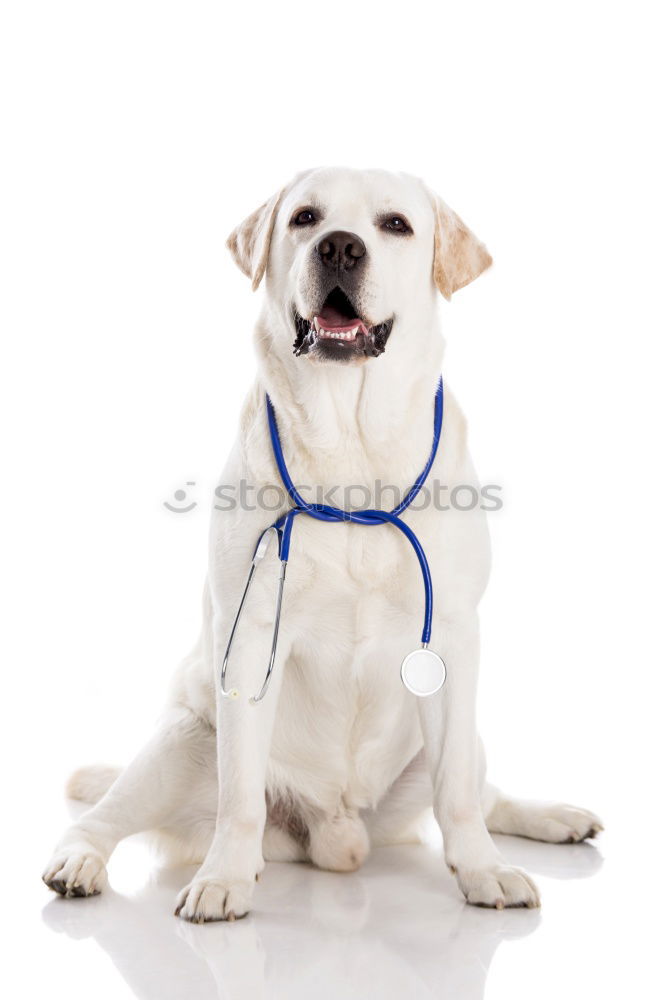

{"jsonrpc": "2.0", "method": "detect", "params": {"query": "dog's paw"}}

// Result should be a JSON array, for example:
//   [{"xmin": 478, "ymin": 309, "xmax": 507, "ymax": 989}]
[
  {"xmin": 174, "ymin": 877, "xmax": 255, "ymax": 923},
  {"xmin": 309, "ymin": 809, "xmax": 370, "ymax": 873},
  {"xmin": 454, "ymin": 863, "xmax": 540, "ymax": 909},
  {"xmin": 536, "ymin": 804, "xmax": 604, "ymax": 844},
  {"xmin": 487, "ymin": 797, "xmax": 604, "ymax": 844},
  {"xmin": 42, "ymin": 848, "xmax": 108, "ymax": 898}
]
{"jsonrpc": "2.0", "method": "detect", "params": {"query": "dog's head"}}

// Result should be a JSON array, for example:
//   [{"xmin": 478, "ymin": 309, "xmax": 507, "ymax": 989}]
[{"xmin": 227, "ymin": 167, "xmax": 491, "ymax": 365}]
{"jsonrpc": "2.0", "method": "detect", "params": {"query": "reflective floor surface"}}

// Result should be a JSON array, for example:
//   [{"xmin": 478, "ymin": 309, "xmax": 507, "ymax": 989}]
[{"xmin": 24, "ymin": 820, "xmax": 647, "ymax": 1000}]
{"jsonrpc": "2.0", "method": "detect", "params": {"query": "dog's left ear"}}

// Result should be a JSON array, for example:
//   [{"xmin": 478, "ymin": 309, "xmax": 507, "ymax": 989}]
[
  {"xmin": 226, "ymin": 189, "xmax": 284, "ymax": 291},
  {"xmin": 431, "ymin": 195, "xmax": 493, "ymax": 300}
]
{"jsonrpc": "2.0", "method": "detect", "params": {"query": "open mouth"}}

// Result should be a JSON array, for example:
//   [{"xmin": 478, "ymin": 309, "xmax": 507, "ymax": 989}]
[{"xmin": 293, "ymin": 287, "xmax": 393, "ymax": 361}]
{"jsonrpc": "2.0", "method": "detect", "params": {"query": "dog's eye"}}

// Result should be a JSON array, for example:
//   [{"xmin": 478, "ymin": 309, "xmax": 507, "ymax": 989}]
[
  {"xmin": 291, "ymin": 208, "xmax": 319, "ymax": 227},
  {"xmin": 380, "ymin": 214, "xmax": 412, "ymax": 235}
]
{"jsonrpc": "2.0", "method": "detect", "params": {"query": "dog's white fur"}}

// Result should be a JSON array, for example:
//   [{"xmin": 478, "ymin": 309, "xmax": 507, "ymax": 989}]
[{"xmin": 43, "ymin": 167, "xmax": 601, "ymax": 920}]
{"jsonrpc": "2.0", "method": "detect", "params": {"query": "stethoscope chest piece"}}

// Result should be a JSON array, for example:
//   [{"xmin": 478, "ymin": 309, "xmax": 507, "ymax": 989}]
[{"xmin": 400, "ymin": 647, "xmax": 447, "ymax": 697}]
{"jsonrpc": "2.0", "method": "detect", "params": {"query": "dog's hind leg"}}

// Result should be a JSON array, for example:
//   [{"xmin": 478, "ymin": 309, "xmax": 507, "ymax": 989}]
[
  {"xmin": 42, "ymin": 706, "xmax": 214, "ymax": 898},
  {"xmin": 66, "ymin": 764, "xmax": 123, "ymax": 804},
  {"xmin": 483, "ymin": 784, "xmax": 603, "ymax": 844}
]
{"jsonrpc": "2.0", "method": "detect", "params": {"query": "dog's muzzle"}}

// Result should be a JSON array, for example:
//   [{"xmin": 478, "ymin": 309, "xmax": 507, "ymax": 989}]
[{"xmin": 292, "ymin": 232, "xmax": 393, "ymax": 362}]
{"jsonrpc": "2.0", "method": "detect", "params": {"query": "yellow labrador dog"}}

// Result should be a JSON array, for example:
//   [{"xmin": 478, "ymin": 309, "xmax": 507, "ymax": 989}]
[{"xmin": 43, "ymin": 167, "xmax": 601, "ymax": 921}]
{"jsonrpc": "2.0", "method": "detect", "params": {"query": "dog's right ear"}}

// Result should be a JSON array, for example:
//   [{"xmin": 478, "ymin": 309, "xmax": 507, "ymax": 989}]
[{"xmin": 226, "ymin": 189, "xmax": 284, "ymax": 291}]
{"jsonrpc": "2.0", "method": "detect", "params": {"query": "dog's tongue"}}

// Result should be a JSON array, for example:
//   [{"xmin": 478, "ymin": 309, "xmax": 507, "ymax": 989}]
[{"xmin": 316, "ymin": 303, "xmax": 367, "ymax": 334}]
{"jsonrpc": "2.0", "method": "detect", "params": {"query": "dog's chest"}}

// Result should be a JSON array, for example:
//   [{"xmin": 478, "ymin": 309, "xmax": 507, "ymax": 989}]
[
  {"xmin": 271, "ymin": 622, "xmax": 423, "ymax": 811},
  {"xmin": 284, "ymin": 430, "xmax": 427, "ymax": 573},
  {"xmin": 269, "ymin": 514, "xmax": 428, "ymax": 810}
]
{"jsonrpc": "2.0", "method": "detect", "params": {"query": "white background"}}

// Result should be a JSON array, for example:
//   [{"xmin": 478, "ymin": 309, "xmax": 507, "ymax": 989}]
[{"xmin": 1, "ymin": 2, "xmax": 664, "ymax": 997}]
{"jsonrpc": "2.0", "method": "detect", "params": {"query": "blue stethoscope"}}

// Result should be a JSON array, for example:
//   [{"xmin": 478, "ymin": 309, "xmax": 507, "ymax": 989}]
[{"xmin": 220, "ymin": 377, "xmax": 447, "ymax": 703}]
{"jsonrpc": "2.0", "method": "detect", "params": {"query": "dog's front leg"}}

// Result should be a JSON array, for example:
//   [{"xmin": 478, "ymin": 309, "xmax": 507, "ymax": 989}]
[
  {"xmin": 175, "ymin": 615, "xmax": 289, "ymax": 923},
  {"xmin": 419, "ymin": 614, "xmax": 540, "ymax": 909}
]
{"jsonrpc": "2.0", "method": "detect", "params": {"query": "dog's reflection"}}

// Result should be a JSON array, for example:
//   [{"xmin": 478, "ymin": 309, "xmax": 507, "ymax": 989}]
[{"xmin": 42, "ymin": 839, "xmax": 602, "ymax": 1000}]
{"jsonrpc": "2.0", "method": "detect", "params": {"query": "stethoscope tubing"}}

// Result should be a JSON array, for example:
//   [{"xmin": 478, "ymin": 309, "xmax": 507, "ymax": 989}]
[
  {"xmin": 266, "ymin": 376, "xmax": 444, "ymax": 644},
  {"xmin": 221, "ymin": 377, "xmax": 444, "ymax": 702}
]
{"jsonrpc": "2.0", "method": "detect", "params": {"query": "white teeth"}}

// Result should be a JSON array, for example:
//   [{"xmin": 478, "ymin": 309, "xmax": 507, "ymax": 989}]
[
  {"xmin": 311, "ymin": 317, "xmax": 361, "ymax": 342},
  {"xmin": 313, "ymin": 324, "xmax": 360, "ymax": 341}
]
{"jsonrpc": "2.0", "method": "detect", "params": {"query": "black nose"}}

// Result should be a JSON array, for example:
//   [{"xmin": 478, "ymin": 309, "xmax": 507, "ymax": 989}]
[{"xmin": 316, "ymin": 230, "xmax": 366, "ymax": 270}]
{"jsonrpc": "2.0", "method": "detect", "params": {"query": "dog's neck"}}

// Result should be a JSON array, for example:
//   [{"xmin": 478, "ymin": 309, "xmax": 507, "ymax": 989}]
[
  {"xmin": 251, "ymin": 310, "xmax": 445, "ymax": 496},
  {"xmin": 254, "ymin": 310, "xmax": 444, "ymax": 454}
]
